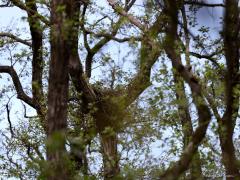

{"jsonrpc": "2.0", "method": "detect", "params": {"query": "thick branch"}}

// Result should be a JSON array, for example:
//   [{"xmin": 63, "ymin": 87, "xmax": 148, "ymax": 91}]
[
  {"xmin": 172, "ymin": 7, "xmax": 203, "ymax": 176},
  {"xmin": 160, "ymin": 1, "xmax": 211, "ymax": 178},
  {"xmin": 26, "ymin": 0, "xmax": 44, "ymax": 108},
  {"xmin": 67, "ymin": 1, "xmax": 97, "ymax": 102},
  {"xmin": 121, "ymin": 11, "xmax": 165, "ymax": 108},
  {"xmin": 107, "ymin": 0, "xmax": 146, "ymax": 31},
  {"xmin": 122, "ymin": 39, "xmax": 161, "ymax": 107},
  {"xmin": 218, "ymin": 0, "xmax": 240, "ymax": 177},
  {"xmin": 69, "ymin": 57, "xmax": 97, "ymax": 102},
  {"xmin": 0, "ymin": 66, "xmax": 37, "ymax": 108}
]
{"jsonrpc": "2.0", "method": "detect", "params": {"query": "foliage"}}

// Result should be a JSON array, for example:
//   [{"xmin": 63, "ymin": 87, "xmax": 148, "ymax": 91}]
[{"xmin": 0, "ymin": 0, "xmax": 239, "ymax": 179}]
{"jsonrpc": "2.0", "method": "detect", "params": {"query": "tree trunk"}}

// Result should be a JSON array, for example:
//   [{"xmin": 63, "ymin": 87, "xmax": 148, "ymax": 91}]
[
  {"xmin": 218, "ymin": 0, "xmax": 240, "ymax": 179},
  {"xmin": 45, "ymin": 0, "xmax": 73, "ymax": 179},
  {"xmin": 100, "ymin": 132, "xmax": 120, "ymax": 179},
  {"xmin": 219, "ymin": 119, "xmax": 240, "ymax": 179}
]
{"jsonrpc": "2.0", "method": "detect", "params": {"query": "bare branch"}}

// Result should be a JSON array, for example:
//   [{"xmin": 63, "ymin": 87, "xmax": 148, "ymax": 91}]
[
  {"xmin": 84, "ymin": 17, "xmax": 129, "ymax": 78},
  {"xmin": 0, "ymin": 66, "xmax": 37, "ymax": 109},
  {"xmin": 184, "ymin": 0, "xmax": 225, "ymax": 7},
  {"xmin": 107, "ymin": 0, "xmax": 146, "ymax": 31},
  {"xmin": 0, "ymin": 32, "xmax": 32, "ymax": 46},
  {"xmin": 181, "ymin": 6, "xmax": 191, "ymax": 65},
  {"xmin": 125, "ymin": 0, "xmax": 136, "ymax": 11},
  {"xmin": 189, "ymin": 51, "xmax": 222, "ymax": 68},
  {"xmin": 204, "ymin": 92, "xmax": 221, "ymax": 121},
  {"xmin": 85, "ymin": 30, "xmax": 142, "ymax": 43},
  {"xmin": 22, "ymin": 104, "xmax": 37, "ymax": 118},
  {"xmin": 83, "ymin": 1, "xmax": 139, "ymax": 78},
  {"xmin": 0, "ymin": 1, "xmax": 12, "ymax": 7},
  {"xmin": 6, "ymin": 104, "xmax": 14, "ymax": 137}
]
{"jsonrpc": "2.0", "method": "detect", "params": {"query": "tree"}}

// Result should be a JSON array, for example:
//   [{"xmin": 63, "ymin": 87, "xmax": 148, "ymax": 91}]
[{"xmin": 0, "ymin": 0, "xmax": 239, "ymax": 179}]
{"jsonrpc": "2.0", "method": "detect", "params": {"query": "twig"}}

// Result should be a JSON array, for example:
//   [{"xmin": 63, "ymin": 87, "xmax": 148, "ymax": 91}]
[{"xmin": 6, "ymin": 104, "xmax": 14, "ymax": 137}]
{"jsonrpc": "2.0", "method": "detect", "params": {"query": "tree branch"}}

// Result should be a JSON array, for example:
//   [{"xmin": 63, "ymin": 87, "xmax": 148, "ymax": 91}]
[
  {"xmin": 0, "ymin": 32, "xmax": 32, "ymax": 46},
  {"xmin": 26, "ymin": 0, "xmax": 45, "ymax": 109},
  {"xmin": 184, "ymin": 0, "xmax": 225, "ymax": 7},
  {"xmin": 217, "ymin": 0, "xmax": 240, "ymax": 176},
  {"xmin": 204, "ymin": 92, "xmax": 221, "ymax": 121},
  {"xmin": 160, "ymin": 1, "xmax": 211, "ymax": 178},
  {"xmin": 9, "ymin": 0, "xmax": 50, "ymax": 25},
  {"xmin": 120, "ymin": 11, "xmax": 165, "ymax": 108},
  {"xmin": 0, "ymin": 1, "xmax": 12, "ymax": 7},
  {"xmin": 84, "ymin": 1, "xmax": 137, "ymax": 78},
  {"xmin": 67, "ymin": 1, "xmax": 97, "ymax": 102},
  {"xmin": 0, "ymin": 66, "xmax": 37, "ymax": 109},
  {"xmin": 125, "ymin": 0, "xmax": 136, "ymax": 11},
  {"xmin": 107, "ymin": 0, "xmax": 146, "ymax": 31},
  {"xmin": 6, "ymin": 103, "xmax": 14, "ymax": 137},
  {"xmin": 189, "ymin": 51, "xmax": 222, "ymax": 68},
  {"xmin": 122, "ymin": 39, "xmax": 161, "ymax": 108}
]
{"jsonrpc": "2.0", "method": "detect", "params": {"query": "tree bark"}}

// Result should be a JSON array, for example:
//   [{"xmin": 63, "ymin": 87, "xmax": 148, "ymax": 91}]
[
  {"xmin": 26, "ymin": 0, "xmax": 44, "ymax": 104},
  {"xmin": 159, "ymin": 1, "xmax": 211, "ymax": 178},
  {"xmin": 219, "ymin": 0, "xmax": 240, "ymax": 178},
  {"xmin": 25, "ymin": 0, "xmax": 46, "ymax": 129},
  {"xmin": 172, "ymin": 73, "xmax": 203, "ymax": 179},
  {"xmin": 45, "ymin": 0, "xmax": 74, "ymax": 179},
  {"xmin": 100, "ymin": 132, "xmax": 119, "ymax": 180}
]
